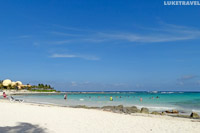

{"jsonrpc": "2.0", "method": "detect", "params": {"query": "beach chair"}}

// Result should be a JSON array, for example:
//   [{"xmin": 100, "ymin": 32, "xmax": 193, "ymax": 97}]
[{"xmin": 10, "ymin": 96, "xmax": 24, "ymax": 103}]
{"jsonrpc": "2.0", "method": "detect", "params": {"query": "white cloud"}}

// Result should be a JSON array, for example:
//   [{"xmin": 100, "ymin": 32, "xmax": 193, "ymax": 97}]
[
  {"xmin": 51, "ymin": 23, "xmax": 200, "ymax": 43},
  {"xmin": 48, "ymin": 40, "xmax": 71, "ymax": 45},
  {"xmin": 50, "ymin": 54, "xmax": 100, "ymax": 61}
]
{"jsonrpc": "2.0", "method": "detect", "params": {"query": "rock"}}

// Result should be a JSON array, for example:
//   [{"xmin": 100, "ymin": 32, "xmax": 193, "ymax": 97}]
[
  {"xmin": 115, "ymin": 105, "xmax": 124, "ymax": 111},
  {"xmin": 101, "ymin": 106, "xmax": 115, "ymax": 111},
  {"xmin": 165, "ymin": 110, "xmax": 179, "ymax": 114},
  {"xmin": 165, "ymin": 110, "xmax": 171, "ymax": 113},
  {"xmin": 111, "ymin": 105, "xmax": 124, "ymax": 113},
  {"xmin": 151, "ymin": 111, "xmax": 160, "ymax": 115},
  {"xmin": 140, "ymin": 107, "xmax": 149, "ymax": 114},
  {"xmin": 123, "ymin": 106, "xmax": 140, "ymax": 114},
  {"xmin": 172, "ymin": 110, "xmax": 179, "ymax": 114},
  {"xmin": 190, "ymin": 112, "xmax": 199, "ymax": 118},
  {"xmin": 161, "ymin": 112, "xmax": 166, "ymax": 115}
]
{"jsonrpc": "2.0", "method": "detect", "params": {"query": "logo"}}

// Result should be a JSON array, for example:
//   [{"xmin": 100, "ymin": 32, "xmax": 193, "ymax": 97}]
[{"xmin": 164, "ymin": 1, "xmax": 200, "ymax": 6}]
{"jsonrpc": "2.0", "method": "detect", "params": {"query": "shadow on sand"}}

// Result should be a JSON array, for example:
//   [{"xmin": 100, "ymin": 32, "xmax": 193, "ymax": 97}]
[{"xmin": 0, "ymin": 122, "xmax": 47, "ymax": 133}]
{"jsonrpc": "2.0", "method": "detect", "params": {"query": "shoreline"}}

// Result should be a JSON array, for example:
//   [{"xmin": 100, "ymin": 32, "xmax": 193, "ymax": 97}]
[
  {"xmin": 0, "ymin": 90, "xmax": 60, "ymax": 96},
  {"xmin": 1, "ymin": 97, "xmax": 199, "ymax": 120},
  {"xmin": 0, "ymin": 100, "xmax": 200, "ymax": 133},
  {"xmin": 1, "ymin": 90, "xmax": 200, "ymax": 118}
]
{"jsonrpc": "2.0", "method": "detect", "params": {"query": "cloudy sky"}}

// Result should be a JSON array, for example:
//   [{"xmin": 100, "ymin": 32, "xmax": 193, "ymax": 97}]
[{"xmin": 0, "ymin": 0, "xmax": 200, "ymax": 91}]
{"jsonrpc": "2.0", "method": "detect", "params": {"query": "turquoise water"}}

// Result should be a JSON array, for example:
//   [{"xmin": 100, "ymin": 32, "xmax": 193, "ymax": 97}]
[{"xmin": 15, "ymin": 91, "xmax": 200, "ymax": 114}]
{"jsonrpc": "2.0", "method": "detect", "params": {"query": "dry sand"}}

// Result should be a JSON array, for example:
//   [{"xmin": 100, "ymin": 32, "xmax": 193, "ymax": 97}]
[{"xmin": 0, "ymin": 101, "xmax": 200, "ymax": 133}]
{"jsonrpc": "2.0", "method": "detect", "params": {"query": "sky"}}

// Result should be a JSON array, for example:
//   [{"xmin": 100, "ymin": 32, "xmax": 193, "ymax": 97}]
[{"xmin": 0, "ymin": 0, "xmax": 200, "ymax": 91}]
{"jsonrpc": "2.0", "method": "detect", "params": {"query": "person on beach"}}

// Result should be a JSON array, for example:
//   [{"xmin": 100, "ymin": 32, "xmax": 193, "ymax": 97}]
[
  {"xmin": 64, "ymin": 93, "xmax": 67, "ymax": 100},
  {"xmin": 3, "ymin": 92, "xmax": 7, "ymax": 98}
]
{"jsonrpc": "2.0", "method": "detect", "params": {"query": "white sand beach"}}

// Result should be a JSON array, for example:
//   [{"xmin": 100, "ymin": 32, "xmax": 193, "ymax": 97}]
[{"xmin": 0, "ymin": 101, "xmax": 200, "ymax": 133}]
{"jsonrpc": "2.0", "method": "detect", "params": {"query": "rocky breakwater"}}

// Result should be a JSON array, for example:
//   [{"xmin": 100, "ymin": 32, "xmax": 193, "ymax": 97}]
[
  {"xmin": 72, "ymin": 105, "xmax": 200, "ymax": 119},
  {"xmin": 101, "ymin": 105, "xmax": 140, "ymax": 114}
]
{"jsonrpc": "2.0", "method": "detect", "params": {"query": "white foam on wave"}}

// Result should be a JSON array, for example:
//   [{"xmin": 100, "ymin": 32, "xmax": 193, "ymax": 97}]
[
  {"xmin": 191, "ymin": 109, "xmax": 200, "ymax": 113},
  {"xmin": 134, "ymin": 104, "xmax": 175, "ymax": 111},
  {"xmin": 24, "ymin": 100, "xmax": 55, "ymax": 105},
  {"xmin": 161, "ymin": 92, "xmax": 174, "ymax": 94}
]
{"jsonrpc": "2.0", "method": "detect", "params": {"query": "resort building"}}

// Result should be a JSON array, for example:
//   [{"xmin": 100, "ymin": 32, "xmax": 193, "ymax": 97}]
[{"xmin": 2, "ymin": 79, "xmax": 31, "ymax": 89}]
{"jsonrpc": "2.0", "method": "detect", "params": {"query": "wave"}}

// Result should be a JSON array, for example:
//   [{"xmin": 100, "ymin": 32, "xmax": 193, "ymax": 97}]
[
  {"xmin": 24, "ymin": 100, "xmax": 55, "ymax": 105},
  {"xmin": 134, "ymin": 105, "xmax": 175, "ymax": 111},
  {"xmin": 161, "ymin": 92, "xmax": 174, "ymax": 94}
]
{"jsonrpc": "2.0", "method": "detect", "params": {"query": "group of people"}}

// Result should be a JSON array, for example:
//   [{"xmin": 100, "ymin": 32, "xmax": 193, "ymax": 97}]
[{"xmin": 63, "ymin": 94, "xmax": 160, "ymax": 102}]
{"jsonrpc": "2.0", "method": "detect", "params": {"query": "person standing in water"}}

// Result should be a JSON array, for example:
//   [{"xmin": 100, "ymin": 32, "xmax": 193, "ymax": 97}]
[
  {"xmin": 64, "ymin": 93, "xmax": 67, "ymax": 100},
  {"xmin": 110, "ymin": 96, "xmax": 113, "ymax": 101},
  {"xmin": 140, "ymin": 97, "xmax": 143, "ymax": 102}
]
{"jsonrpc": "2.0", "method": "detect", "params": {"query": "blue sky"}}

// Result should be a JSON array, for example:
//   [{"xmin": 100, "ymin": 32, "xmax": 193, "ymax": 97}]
[{"xmin": 0, "ymin": 0, "xmax": 200, "ymax": 91}]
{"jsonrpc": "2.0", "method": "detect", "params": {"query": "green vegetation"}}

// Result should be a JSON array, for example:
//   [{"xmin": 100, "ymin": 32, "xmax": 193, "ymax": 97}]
[
  {"xmin": 31, "ymin": 83, "xmax": 54, "ymax": 90},
  {"xmin": 30, "ymin": 84, "xmax": 57, "ymax": 92}
]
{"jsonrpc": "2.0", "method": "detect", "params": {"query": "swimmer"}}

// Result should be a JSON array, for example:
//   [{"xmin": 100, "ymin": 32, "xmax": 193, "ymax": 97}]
[{"xmin": 140, "ymin": 97, "xmax": 143, "ymax": 102}]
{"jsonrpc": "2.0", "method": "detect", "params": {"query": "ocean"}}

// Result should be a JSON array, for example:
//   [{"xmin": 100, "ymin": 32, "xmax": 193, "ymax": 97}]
[{"xmin": 14, "ymin": 91, "xmax": 200, "ymax": 114}]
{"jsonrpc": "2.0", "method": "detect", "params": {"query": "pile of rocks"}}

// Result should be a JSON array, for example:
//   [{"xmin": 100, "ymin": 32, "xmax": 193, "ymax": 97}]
[
  {"xmin": 101, "ymin": 105, "xmax": 150, "ymax": 114},
  {"xmin": 72, "ymin": 105, "xmax": 200, "ymax": 119}
]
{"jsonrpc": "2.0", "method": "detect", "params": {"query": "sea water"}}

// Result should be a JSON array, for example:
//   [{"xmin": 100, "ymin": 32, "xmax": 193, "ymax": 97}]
[{"xmin": 14, "ymin": 91, "xmax": 200, "ymax": 114}]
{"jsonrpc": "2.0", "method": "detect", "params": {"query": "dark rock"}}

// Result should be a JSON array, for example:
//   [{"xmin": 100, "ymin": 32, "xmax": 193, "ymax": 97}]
[
  {"xmin": 115, "ymin": 105, "xmax": 124, "ymax": 111},
  {"xmin": 165, "ymin": 110, "xmax": 170, "ymax": 113},
  {"xmin": 111, "ymin": 105, "xmax": 124, "ymax": 113},
  {"xmin": 165, "ymin": 110, "xmax": 179, "ymax": 114},
  {"xmin": 190, "ymin": 112, "xmax": 199, "ymax": 118},
  {"xmin": 123, "ymin": 106, "xmax": 140, "ymax": 114},
  {"xmin": 151, "ymin": 111, "xmax": 160, "ymax": 115},
  {"xmin": 140, "ymin": 107, "xmax": 149, "ymax": 114}
]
